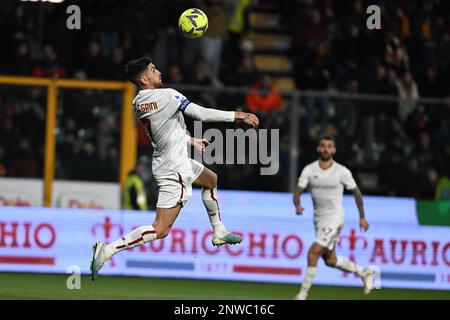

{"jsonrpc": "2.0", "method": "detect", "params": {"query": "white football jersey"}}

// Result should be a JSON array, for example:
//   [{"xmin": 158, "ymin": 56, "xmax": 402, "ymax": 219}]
[
  {"xmin": 297, "ymin": 160, "xmax": 357, "ymax": 223},
  {"xmin": 132, "ymin": 88, "xmax": 191, "ymax": 176}
]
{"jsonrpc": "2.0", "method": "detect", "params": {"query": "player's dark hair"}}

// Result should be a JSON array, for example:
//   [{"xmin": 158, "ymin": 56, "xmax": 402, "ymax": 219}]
[
  {"xmin": 124, "ymin": 57, "xmax": 151, "ymax": 86},
  {"xmin": 318, "ymin": 135, "xmax": 335, "ymax": 144}
]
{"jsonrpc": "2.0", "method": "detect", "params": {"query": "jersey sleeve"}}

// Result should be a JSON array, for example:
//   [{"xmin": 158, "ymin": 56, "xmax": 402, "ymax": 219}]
[
  {"xmin": 183, "ymin": 102, "xmax": 235, "ymax": 122},
  {"xmin": 165, "ymin": 89, "xmax": 192, "ymax": 116},
  {"xmin": 297, "ymin": 166, "xmax": 310, "ymax": 189},
  {"xmin": 341, "ymin": 167, "xmax": 357, "ymax": 190}
]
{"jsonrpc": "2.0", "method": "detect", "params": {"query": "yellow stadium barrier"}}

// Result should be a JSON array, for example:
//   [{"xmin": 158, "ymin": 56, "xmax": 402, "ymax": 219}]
[{"xmin": 0, "ymin": 76, "xmax": 137, "ymax": 207}]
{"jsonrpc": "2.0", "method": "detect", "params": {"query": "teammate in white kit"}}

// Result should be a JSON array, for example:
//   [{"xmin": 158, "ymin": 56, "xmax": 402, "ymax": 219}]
[
  {"xmin": 293, "ymin": 136, "xmax": 375, "ymax": 299},
  {"xmin": 90, "ymin": 57, "xmax": 259, "ymax": 280}
]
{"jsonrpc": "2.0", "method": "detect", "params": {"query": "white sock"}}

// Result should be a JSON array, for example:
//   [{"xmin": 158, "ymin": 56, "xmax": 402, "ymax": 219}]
[
  {"xmin": 104, "ymin": 225, "xmax": 157, "ymax": 259},
  {"xmin": 336, "ymin": 256, "xmax": 367, "ymax": 277},
  {"xmin": 297, "ymin": 266, "xmax": 317, "ymax": 299},
  {"xmin": 202, "ymin": 188, "xmax": 228, "ymax": 237}
]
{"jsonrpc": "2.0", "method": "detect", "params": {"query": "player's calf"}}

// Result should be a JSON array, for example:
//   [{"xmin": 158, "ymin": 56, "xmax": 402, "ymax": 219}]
[
  {"xmin": 202, "ymin": 187, "xmax": 227, "ymax": 237},
  {"xmin": 324, "ymin": 257, "xmax": 337, "ymax": 267},
  {"xmin": 294, "ymin": 244, "xmax": 326, "ymax": 300},
  {"xmin": 105, "ymin": 225, "xmax": 157, "ymax": 258}
]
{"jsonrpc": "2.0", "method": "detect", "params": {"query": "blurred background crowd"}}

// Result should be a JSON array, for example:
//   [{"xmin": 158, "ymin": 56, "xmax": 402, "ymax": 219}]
[{"xmin": 1, "ymin": 0, "xmax": 450, "ymax": 203}]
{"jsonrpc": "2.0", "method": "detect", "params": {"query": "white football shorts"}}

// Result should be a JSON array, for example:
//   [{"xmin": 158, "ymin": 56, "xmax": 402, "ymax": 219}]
[
  {"xmin": 155, "ymin": 159, "xmax": 205, "ymax": 209},
  {"xmin": 314, "ymin": 220, "xmax": 344, "ymax": 251}
]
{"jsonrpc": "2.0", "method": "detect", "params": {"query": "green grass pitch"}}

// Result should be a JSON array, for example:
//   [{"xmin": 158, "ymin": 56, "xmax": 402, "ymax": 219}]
[{"xmin": 0, "ymin": 272, "xmax": 448, "ymax": 300}]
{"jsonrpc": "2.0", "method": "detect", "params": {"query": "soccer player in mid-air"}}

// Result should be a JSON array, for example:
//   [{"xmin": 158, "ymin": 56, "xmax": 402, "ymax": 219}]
[
  {"xmin": 293, "ymin": 136, "xmax": 375, "ymax": 299},
  {"xmin": 90, "ymin": 57, "xmax": 259, "ymax": 280}
]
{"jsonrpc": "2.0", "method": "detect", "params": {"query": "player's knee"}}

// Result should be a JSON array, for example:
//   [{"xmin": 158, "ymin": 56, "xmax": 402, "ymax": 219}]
[
  {"xmin": 155, "ymin": 226, "xmax": 171, "ymax": 239},
  {"xmin": 307, "ymin": 251, "xmax": 319, "ymax": 263},
  {"xmin": 207, "ymin": 172, "xmax": 217, "ymax": 189}
]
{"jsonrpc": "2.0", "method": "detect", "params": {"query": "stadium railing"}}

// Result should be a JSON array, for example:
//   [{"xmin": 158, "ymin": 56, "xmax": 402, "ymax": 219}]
[{"xmin": 0, "ymin": 76, "xmax": 448, "ymax": 206}]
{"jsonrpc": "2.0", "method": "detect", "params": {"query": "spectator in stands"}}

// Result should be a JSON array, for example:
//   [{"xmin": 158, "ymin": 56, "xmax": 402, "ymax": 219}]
[
  {"xmin": 418, "ymin": 67, "xmax": 442, "ymax": 97},
  {"xmin": 385, "ymin": 31, "xmax": 410, "ymax": 73},
  {"xmin": 403, "ymin": 157, "xmax": 438, "ymax": 199},
  {"xmin": 97, "ymin": 0, "xmax": 120, "ymax": 57},
  {"xmin": 292, "ymin": 9, "xmax": 330, "ymax": 63},
  {"xmin": 109, "ymin": 48, "xmax": 126, "ymax": 80},
  {"xmin": 246, "ymin": 75, "xmax": 282, "ymax": 114},
  {"xmin": 295, "ymin": 42, "xmax": 332, "ymax": 137},
  {"xmin": 333, "ymin": 78, "xmax": 359, "ymax": 146},
  {"xmin": 187, "ymin": 60, "xmax": 221, "ymax": 87},
  {"xmin": 122, "ymin": 162, "xmax": 148, "ymax": 211},
  {"xmin": 234, "ymin": 51, "xmax": 258, "ymax": 87},
  {"xmin": 405, "ymin": 104, "xmax": 432, "ymax": 142},
  {"xmin": 387, "ymin": 69, "xmax": 402, "ymax": 97},
  {"xmin": 224, "ymin": 0, "xmax": 251, "ymax": 68},
  {"xmin": 186, "ymin": 60, "xmax": 221, "ymax": 107},
  {"xmin": 394, "ymin": 6, "xmax": 411, "ymax": 41},
  {"xmin": 406, "ymin": 132, "xmax": 436, "ymax": 196},
  {"xmin": 366, "ymin": 66, "xmax": 398, "ymax": 128},
  {"xmin": 435, "ymin": 171, "xmax": 450, "ymax": 200},
  {"xmin": 342, "ymin": 0, "xmax": 365, "ymax": 31},
  {"xmin": 245, "ymin": 75, "xmax": 282, "ymax": 129},
  {"xmin": 166, "ymin": 64, "xmax": 185, "ymax": 85},
  {"xmin": 33, "ymin": 45, "xmax": 66, "ymax": 78},
  {"xmin": 369, "ymin": 65, "xmax": 392, "ymax": 95},
  {"xmin": 2, "ymin": 4, "xmax": 34, "ymax": 58},
  {"xmin": 379, "ymin": 134, "xmax": 409, "ymax": 196},
  {"xmin": 8, "ymin": 138, "xmax": 39, "ymax": 178},
  {"xmin": 80, "ymin": 41, "xmax": 110, "ymax": 79},
  {"xmin": 423, "ymin": 168, "xmax": 439, "ymax": 199},
  {"xmin": 9, "ymin": 42, "xmax": 33, "ymax": 75},
  {"xmin": 396, "ymin": 71, "xmax": 420, "ymax": 121},
  {"xmin": 201, "ymin": 0, "xmax": 228, "ymax": 78},
  {"xmin": 333, "ymin": 24, "xmax": 368, "ymax": 84}
]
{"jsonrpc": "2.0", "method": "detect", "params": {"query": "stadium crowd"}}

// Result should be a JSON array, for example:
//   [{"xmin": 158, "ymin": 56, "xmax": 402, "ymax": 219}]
[{"xmin": 0, "ymin": 0, "xmax": 449, "ymax": 200}]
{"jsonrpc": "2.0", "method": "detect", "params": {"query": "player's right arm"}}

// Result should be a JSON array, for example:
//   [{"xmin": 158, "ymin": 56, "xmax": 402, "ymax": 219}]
[
  {"xmin": 293, "ymin": 166, "xmax": 310, "ymax": 215},
  {"xmin": 293, "ymin": 186, "xmax": 305, "ymax": 215}
]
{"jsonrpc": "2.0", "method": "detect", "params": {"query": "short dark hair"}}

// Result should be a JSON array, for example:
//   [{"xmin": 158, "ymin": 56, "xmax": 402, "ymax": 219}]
[
  {"xmin": 124, "ymin": 57, "xmax": 151, "ymax": 86},
  {"xmin": 318, "ymin": 135, "xmax": 335, "ymax": 144}
]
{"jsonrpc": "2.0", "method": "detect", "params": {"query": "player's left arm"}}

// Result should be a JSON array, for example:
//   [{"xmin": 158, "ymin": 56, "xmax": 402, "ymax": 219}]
[
  {"xmin": 183, "ymin": 102, "xmax": 259, "ymax": 128},
  {"xmin": 349, "ymin": 187, "xmax": 369, "ymax": 232},
  {"xmin": 342, "ymin": 168, "xmax": 369, "ymax": 232},
  {"xmin": 170, "ymin": 89, "xmax": 258, "ymax": 127}
]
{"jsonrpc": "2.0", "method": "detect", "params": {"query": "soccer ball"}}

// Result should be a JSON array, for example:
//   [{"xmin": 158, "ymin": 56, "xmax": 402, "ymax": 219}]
[{"xmin": 178, "ymin": 8, "xmax": 208, "ymax": 39}]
